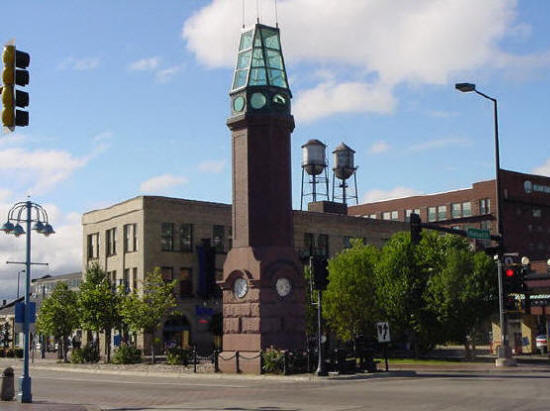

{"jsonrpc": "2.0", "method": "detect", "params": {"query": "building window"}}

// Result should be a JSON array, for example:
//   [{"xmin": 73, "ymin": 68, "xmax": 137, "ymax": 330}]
[
  {"xmin": 228, "ymin": 226, "xmax": 233, "ymax": 250},
  {"xmin": 462, "ymin": 202, "xmax": 472, "ymax": 217},
  {"xmin": 382, "ymin": 212, "xmax": 391, "ymax": 220},
  {"xmin": 124, "ymin": 224, "xmax": 137, "ymax": 253},
  {"xmin": 343, "ymin": 236, "xmax": 352, "ymax": 249},
  {"xmin": 369, "ymin": 214, "xmax": 377, "ymax": 219},
  {"xmin": 161, "ymin": 266, "xmax": 174, "ymax": 282},
  {"xmin": 179, "ymin": 224, "xmax": 193, "ymax": 252},
  {"xmin": 451, "ymin": 203, "xmax": 461, "ymax": 219},
  {"xmin": 161, "ymin": 223, "xmax": 174, "ymax": 251},
  {"xmin": 213, "ymin": 225, "xmax": 225, "ymax": 252},
  {"xmin": 391, "ymin": 211, "xmax": 399, "ymax": 221},
  {"xmin": 428, "ymin": 207, "xmax": 437, "ymax": 222},
  {"xmin": 180, "ymin": 267, "xmax": 193, "ymax": 298},
  {"xmin": 437, "ymin": 205, "xmax": 447, "ymax": 221},
  {"xmin": 304, "ymin": 233, "xmax": 314, "ymax": 257},
  {"xmin": 106, "ymin": 228, "xmax": 117, "ymax": 257},
  {"xmin": 317, "ymin": 234, "xmax": 329, "ymax": 257},
  {"xmin": 132, "ymin": 268, "xmax": 138, "ymax": 291},
  {"xmin": 122, "ymin": 269, "xmax": 130, "ymax": 292},
  {"xmin": 107, "ymin": 270, "xmax": 117, "ymax": 285},
  {"xmin": 533, "ymin": 208, "xmax": 542, "ymax": 218},
  {"xmin": 87, "ymin": 233, "xmax": 99, "ymax": 260},
  {"xmin": 479, "ymin": 199, "xmax": 491, "ymax": 215}
]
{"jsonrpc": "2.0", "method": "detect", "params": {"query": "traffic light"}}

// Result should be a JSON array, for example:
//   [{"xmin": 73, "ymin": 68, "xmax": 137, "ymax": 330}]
[
  {"xmin": 1, "ymin": 42, "xmax": 30, "ymax": 131},
  {"xmin": 410, "ymin": 213, "xmax": 422, "ymax": 245},
  {"xmin": 310, "ymin": 256, "xmax": 329, "ymax": 290},
  {"xmin": 503, "ymin": 265, "xmax": 522, "ymax": 294}
]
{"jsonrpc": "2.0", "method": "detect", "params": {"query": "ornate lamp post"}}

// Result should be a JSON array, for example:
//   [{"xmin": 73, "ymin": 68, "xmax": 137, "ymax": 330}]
[{"xmin": 1, "ymin": 200, "xmax": 54, "ymax": 403}]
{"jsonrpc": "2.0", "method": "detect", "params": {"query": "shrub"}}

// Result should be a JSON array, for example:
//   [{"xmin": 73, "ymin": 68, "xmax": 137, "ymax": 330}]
[
  {"xmin": 112, "ymin": 344, "xmax": 142, "ymax": 364},
  {"xmin": 70, "ymin": 348, "xmax": 85, "ymax": 364},
  {"xmin": 262, "ymin": 347, "xmax": 284, "ymax": 374},
  {"xmin": 166, "ymin": 347, "xmax": 191, "ymax": 366},
  {"xmin": 80, "ymin": 344, "xmax": 99, "ymax": 363},
  {"xmin": 14, "ymin": 348, "xmax": 23, "ymax": 358},
  {"xmin": 0, "ymin": 349, "xmax": 5, "ymax": 358},
  {"xmin": 6, "ymin": 348, "xmax": 14, "ymax": 358}
]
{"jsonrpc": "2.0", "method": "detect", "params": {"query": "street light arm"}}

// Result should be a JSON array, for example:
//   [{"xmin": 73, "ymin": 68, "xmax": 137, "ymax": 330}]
[{"xmin": 474, "ymin": 89, "xmax": 496, "ymax": 103}]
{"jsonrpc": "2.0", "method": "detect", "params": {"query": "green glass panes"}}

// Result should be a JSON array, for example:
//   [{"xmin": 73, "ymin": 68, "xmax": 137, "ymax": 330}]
[
  {"xmin": 261, "ymin": 28, "xmax": 280, "ymax": 50},
  {"xmin": 249, "ymin": 68, "xmax": 267, "ymax": 86},
  {"xmin": 237, "ymin": 50, "xmax": 251, "ymax": 69},
  {"xmin": 251, "ymin": 48, "xmax": 265, "ymax": 67},
  {"xmin": 239, "ymin": 30, "xmax": 253, "ymax": 51},
  {"xmin": 254, "ymin": 30, "xmax": 262, "ymax": 47},
  {"xmin": 266, "ymin": 49, "xmax": 283, "ymax": 69},
  {"xmin": 268, "ymin": 69, "xmax": 287, "ymax": 88},
  {"xmin": 233, "ymin": 69, "xmax": 248, "ymax": 89}
]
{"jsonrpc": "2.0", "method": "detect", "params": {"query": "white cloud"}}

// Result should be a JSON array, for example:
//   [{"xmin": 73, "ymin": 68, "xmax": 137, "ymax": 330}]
[
  {"xmin": 369, "ymin": 141, "xmax": 390, "ymax": 154},
  {"xmin": 198, "ymin": 160, "xmax": 226, "ymax": 173},
  {"xmin": 58, "ymin": 57, "xmax": 100, "ymax": 71},
  {"xmin": 0, "ymin": 202, "xmax": 82, "ymax": 300},
  {"xmin": 128, "ymin": 57, "xmax": 161, "ymax": 71},
  {"xmin": 139, "ymin": 174, "xmax": 189, "ymax": 193},
  {"xmin": 362, "ymin": 186, "xmax": 422, "ymax": 203},
  {"xmin": 409, "ymin": 137, "xmax": 472, "ymax": 152},
  {"xmin": 533, "ymin": 159, "xmax": 550, "ymax": 177},
  {"xmin": 183, "ymin": 0, "xmax": 549, "ymax": 122},
  {"xmin": 293, "ymin": 81, "xmax": 396, "ymax": 122},
  {"xmin": 155, "ymin": 65, "xmax": 184, "ymax": 83}
]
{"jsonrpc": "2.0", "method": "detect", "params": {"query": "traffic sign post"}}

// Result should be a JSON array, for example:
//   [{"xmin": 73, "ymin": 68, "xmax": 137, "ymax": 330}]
[{"xmin": 376, "ymin": 322, "xmax": 391, "ymax": 372}]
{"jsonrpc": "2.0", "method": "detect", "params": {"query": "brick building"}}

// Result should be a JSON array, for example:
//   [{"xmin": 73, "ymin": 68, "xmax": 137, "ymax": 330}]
[
  {"xmin": 82, "ymin": 196, "xmax": 407, "ymax": 353},
  {"xmin": 349, "ymin": 169, "xmax": 550, "ymax": 262}
]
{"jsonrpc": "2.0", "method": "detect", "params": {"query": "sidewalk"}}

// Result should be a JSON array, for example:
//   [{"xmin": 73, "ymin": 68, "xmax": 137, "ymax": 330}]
[{"xmin": 0, "ymin": 401, "xmax": 100, "ymax": 410}]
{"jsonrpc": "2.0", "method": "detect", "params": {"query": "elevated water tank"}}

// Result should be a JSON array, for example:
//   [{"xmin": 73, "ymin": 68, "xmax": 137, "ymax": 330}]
[
  {"xmin": 332, "ymin": 142, "xmax": 356, "ymax": 180},
  {"xmin": 301, "ymin": 139, "xmax": 327, "ymax": 176}
]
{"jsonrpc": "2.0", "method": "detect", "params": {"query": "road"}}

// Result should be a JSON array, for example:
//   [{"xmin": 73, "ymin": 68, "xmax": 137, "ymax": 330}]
[{"xmin": 3, "ymin": 366, "xmax": 550, "ymax": 410}]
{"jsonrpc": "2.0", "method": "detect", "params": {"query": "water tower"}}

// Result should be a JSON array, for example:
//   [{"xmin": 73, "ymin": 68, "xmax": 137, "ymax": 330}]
[
  {"xmin": 332, "ymin": 142, "xmax": 358, "ymax": 205},
  {"xmin": 300, "ymin": 139, "xmax": 329, "ymax": 210}
]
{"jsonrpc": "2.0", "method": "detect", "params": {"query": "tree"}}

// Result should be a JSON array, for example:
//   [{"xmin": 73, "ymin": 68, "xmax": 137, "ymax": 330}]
[
  {"xmin": 425, "ymin": 237, "xmax": 497, "ymax": 359},
  {"xmin": 119, "ymin": 267, "xmax": 177, "ymax": 363},
  {"xmin": 375, "ymin": 231, "xmax": 440, "ymax": 356},
  {"xmin": 78, "ymin": 263, "xmax": 122, "ymax": 363},
  {"xmin": 0, "ymin": 322, "xmax": 12, "ymax": 349},
  {"xmin": 35, "ymin": 282, "xmax": 79, "ymax": 362},
  {"xmin": 323, "ymin": 239, "xmax": 380, "ymax": 343}
]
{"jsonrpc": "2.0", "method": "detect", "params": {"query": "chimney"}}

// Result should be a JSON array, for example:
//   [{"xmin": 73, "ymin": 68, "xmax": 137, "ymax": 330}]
[{"xmin": 2, "ymin": 299, "xmax": 6, "ymax": 306}]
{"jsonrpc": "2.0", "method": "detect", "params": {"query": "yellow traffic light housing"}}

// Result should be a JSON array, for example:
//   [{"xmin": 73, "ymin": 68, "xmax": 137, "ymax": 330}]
[{"xmin": 1, "ymin": 42, "xmax": 30, "ymax": 131}]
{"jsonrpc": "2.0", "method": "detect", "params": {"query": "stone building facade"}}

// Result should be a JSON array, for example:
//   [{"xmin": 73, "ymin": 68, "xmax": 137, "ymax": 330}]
[{"xmin": 82, "ymin": 196, "xmax": 407, "ymax": 353}]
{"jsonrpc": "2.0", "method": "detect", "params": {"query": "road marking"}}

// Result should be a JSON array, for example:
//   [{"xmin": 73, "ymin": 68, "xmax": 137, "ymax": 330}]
[{"xmin": 34, "ymin": 376, "xmax": 249, "ymax": 388}]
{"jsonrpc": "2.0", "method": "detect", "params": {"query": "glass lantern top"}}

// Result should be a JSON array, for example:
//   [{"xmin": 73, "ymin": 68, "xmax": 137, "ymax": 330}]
[{"xmin": 231, "ymin": 24, "xmax": 290, "ymax": 93}]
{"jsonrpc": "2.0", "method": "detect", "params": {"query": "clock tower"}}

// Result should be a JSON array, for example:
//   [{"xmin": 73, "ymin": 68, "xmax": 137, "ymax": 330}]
[{"xmin": 219, "ymin": 24, "xmax": 305, "ymax": 374}]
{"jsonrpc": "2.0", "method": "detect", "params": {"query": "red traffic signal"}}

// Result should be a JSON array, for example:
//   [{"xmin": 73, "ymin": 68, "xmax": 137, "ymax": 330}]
[{"xmin": 505, "ymin": 268, "xmax": 515, "ymax": 278}]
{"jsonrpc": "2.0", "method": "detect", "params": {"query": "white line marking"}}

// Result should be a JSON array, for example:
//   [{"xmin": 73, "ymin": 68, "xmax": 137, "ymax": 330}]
[{"xmin": 34, "ymin": 376, "xmax": 249, "ymax": 388}]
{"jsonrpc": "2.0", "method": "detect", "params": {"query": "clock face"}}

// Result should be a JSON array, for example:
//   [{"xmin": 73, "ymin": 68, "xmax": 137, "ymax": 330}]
[
  {"xmin": 233, "ymin": 277, "xmax": 248, "ymax": 299},
  {"xmin": 233, "ymin": 95, "xmax": 245, "ymax": 112},
  {"xmin": 275, "ymin": 277, "xmax": 292, "ymax": 297},
  {"xmin": 250, "ymin": 92, "xmax": 267, "ymax": 109}
]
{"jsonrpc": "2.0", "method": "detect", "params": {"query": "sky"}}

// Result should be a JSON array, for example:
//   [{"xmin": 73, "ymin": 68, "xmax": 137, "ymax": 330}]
[{"xmin": 0, "ymin": 0, "xmax": 549, "ymax": 299}]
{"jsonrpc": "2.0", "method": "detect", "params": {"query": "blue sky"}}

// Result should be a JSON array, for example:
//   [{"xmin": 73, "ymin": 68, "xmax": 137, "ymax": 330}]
[{"xmin": 0, "ymin": 0, "xmax": 549, "ymax": 299}]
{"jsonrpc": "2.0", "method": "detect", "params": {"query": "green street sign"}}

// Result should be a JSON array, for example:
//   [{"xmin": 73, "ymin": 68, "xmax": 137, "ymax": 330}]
[{"xmin": 467, "ymin": 228, "xmax": 490, "ymax": 240}]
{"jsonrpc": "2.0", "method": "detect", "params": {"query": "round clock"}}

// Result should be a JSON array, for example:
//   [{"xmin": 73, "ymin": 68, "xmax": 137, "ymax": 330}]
[
  {"xmin": 250, "ymin": 92, "xmax": 267, "ymax": 109},
  {"xmin": 233, "ymin": 95, "xmax": 245, "ymax": 112},
  {"xmin": 275, "ymin": 277, "xmax": 292, "ymax": 297},
  {"xmin": 233, "ymin": 277, "xmax": 248, "ymax": 298}
]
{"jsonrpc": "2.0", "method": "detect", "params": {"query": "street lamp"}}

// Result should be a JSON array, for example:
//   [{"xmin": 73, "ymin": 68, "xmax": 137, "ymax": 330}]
[
  {"xmin": 1, "ymin": 201, "xmax": 54, "ymax": 403},
  {"xmin": 455, "ymin": 83, "xmax": 513, "ymax": 366}
]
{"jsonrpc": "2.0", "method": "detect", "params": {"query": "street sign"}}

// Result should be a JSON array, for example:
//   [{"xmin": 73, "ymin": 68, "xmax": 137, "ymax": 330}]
[
  {"xmin": 466, "ymin": 228, "xmax": 490, "ymax": 240},
  {"xmin": 376, "ymin": 321, "xmax": 391, "ymax": 343},
  {"xmin": 14, "ymin": 302, "xmax": 36, "ymax": 323}
]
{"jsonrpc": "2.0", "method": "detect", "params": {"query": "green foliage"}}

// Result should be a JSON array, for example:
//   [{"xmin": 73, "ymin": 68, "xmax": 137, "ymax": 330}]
[
  {"xmin": 303, "ymin": 264, "xmax": 318, "ymax": 340},
  {"xmin": 166, "ymin": 347, "xmax": 191, "ymax": 365},
  {"xmin": 119, "ymin": 267, "xmax": 177, "ymax": 335},
  {"xmin": 36, "ymin": 282, "xmax": 79, "ymax": 340},
  {"xmin": 262, "ymin": 347, "xmax": 284, "ymax": 374},
  {"xmin": 78, "ymin": 263, "xmax": 122, "ymax": 334},
  {"xmin": 112, "ymin": 344, "xmax": 142, "ymax": 364},
  {"xmin": 71, "ymin": 344, "xmax": 100, "ymax": 364},
  {"xmin": 323, "ymin": 239, "xmax": 380, "ymax": 342},
  {"xmin": 0, "ymin": 323, "xmax": 11, "ymax": 348}
]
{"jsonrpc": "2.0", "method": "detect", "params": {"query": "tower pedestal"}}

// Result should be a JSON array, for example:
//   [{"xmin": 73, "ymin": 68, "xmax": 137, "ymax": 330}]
[{"xmin": 218, "ymin": 246, "xmax": 305, "ymax": 374}]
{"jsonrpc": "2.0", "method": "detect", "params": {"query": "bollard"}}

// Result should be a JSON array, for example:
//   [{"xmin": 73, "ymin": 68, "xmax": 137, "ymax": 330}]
[
  {"xmin": 0, "ymin": 367, "xmax": 14, "ymax": 401},
  {"xmin": 235, "ymin": 351, "xmax": 240, "ymax": 373},
  {"xmin": 214, "ymin": 349, "xmax": 219, "ymax": 373},
  {"xmin": 193, "ymin": 346, "xmax": 197, "ymax": 373},
  {"xmin": 283, "ymin": 351, "xmax": 289, "ymax": 375}
]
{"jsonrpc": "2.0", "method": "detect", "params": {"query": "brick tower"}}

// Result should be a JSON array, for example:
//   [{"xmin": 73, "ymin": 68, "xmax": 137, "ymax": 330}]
[{"xmin": 218, "ymin": 23, "xmax": 305, "ymax": 374}]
